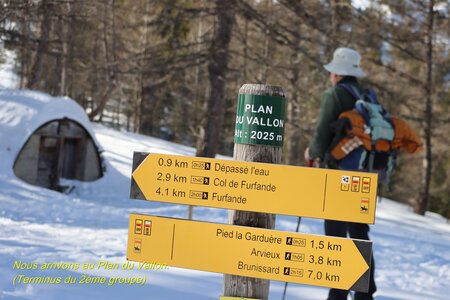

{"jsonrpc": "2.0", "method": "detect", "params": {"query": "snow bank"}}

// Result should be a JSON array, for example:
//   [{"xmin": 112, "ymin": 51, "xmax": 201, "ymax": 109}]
[{"xmin": 0, "ymin": 89, "xmax": 449, "ymax": 300}]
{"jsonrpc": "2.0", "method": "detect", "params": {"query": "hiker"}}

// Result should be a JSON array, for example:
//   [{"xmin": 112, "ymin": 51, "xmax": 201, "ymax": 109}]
[{"xmin": 304, "ymin": 47, "xmax": 377, "ymax": 300}]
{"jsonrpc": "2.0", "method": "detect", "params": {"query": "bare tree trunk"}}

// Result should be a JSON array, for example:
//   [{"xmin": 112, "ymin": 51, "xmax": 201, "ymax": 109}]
[
  {"xmin": 257, "ymin": 0, "xmax": 274, "ymax": 83},
  {"xmin": 191, "ymin": 12, "xmax": 205, "ymax": 138},
  {"xmin": 325, "ymin": 0, "xmax": 341, "ymax": 58},
  {"xmin": 137, "ymin": 0, "xmax": 156, "ymax": 134},
  {"xmin": 196, "ymin": 0, "xmax": 236, "ymax": 158},
  {"xmin": 416, "ymin": 0, "xmax": 435, "ymax": 215},
  {"xmin": 19, "ymin": 6, "xmax": 32, "ymax": 89},
  {"xmin": 64, "ymin": 1, "xmax": 78, "ymax": 98},
  {"xmin": 243, "ymin": 17, "xmax": 249, "ymax": 81},
  {"xmin": 27, "ymin": 0, "xmax": 52, "ymax": 91},
  {"xmin": 58, "ymin": 1, "xmax": 71, "ymax": 96},
  {"xmin": 55, "ymin": 7, "xmax": 64, "ymax": 95},
  {"xmin": 89, "ymin": 0, "xmax": 117, "ymax": 120},
  {"xmin": 287, "ymin": 23, "xmax": 301, "ymax": 165},
  {"xmin": 139, "ymin": 85, "xmax": 154, "ymax": 135}
]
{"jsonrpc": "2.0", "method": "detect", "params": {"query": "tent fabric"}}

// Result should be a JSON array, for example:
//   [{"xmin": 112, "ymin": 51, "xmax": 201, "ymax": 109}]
[{"xmin": 0, "ymin": 89, "xmax": 103, "ymax": 175}]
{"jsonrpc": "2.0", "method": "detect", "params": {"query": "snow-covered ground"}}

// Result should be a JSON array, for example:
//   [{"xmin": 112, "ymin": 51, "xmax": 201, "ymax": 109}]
[
  {"xmin": 1, "ymin": 108, "xmax": 449, "ymax": 299},
  {"xmin": 1, "ymin": 20, "xmax": 449, "ymax": 297}
]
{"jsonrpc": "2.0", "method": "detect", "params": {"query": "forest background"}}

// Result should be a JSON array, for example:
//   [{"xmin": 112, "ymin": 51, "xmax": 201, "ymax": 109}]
[{"xmin": 0, "ymin": 0, "xmax": 449, "ymax": 218}]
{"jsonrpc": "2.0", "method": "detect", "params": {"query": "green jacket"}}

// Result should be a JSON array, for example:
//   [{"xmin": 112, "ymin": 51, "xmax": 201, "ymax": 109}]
[{"xmin": 309, "ymin": 76, "xmax": 365, "ymax": 160}]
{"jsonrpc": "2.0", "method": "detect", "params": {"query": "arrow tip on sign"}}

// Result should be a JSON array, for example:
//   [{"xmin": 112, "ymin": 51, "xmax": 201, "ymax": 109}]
[
  {"xmin": 349, "ymin": 240, "xmax": 372, "ymax": 292},
  {"xmin": 130, "ymin": 152, "xmax": 151, "ymax": 200}
]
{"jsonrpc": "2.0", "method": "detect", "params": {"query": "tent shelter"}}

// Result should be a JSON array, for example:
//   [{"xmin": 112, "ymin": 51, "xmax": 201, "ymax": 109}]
[{"xmin": 0, "ymin": 89, "xmax": 103, "ymax": 191}]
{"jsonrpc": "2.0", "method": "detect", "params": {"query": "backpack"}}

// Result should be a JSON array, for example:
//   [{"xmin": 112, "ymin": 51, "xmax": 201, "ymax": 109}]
[{"xmin": 325, "ymin": 83, "xmax": 397, "ymax": 189}]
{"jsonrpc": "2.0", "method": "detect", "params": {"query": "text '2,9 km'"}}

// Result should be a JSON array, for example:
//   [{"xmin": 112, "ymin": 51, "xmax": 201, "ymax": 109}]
[{"xmin": 130, "ymin": 153, "xmax": 378, "ymax": 224}]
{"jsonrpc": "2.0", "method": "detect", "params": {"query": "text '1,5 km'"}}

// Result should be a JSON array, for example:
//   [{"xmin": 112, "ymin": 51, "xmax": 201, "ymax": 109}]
[
  {"xmin": 130, "ymin": 153, "xmax": 378, "ymax": 224},
  {"xmin": 127, "ymin": 215, "xmax": 372, "ymax": 292}
]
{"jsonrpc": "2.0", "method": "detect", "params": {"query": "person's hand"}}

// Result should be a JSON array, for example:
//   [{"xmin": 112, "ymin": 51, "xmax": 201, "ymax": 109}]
[{"xmin": 304, "ymin": 147, "xmax": 321, "ymax": 168}]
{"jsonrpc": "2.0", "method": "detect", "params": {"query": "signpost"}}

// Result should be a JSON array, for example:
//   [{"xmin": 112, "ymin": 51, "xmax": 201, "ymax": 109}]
[
  {"xmin": 130, "ymin": 152, "xmax": 377, "ymax": 224},
  {"xmin": 126, "ymin": 214, "xmax": 372, "ymax": 292},
  {"xmin": 127, "ymin": 84, "xmax": 378, "ymax": 299},
  {"xmin": 225, "ymin": 84, "xmax": 285, "ymax": 299}
]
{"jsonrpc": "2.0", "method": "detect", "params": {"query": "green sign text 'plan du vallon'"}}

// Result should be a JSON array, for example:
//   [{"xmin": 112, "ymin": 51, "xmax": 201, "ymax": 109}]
[{"xmin": 234, "ymin": 94, "xmax": 287, "ymax": 147}]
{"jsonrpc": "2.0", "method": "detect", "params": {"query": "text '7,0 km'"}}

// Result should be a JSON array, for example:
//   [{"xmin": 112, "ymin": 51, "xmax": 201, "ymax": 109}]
[{"xmin": 127, "ymin": 215, "xmax": 372, "ymax": 292}]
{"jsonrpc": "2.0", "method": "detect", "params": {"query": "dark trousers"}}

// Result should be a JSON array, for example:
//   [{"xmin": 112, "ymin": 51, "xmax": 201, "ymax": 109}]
[{"xmin": 325, "ymin": 220, "xmax": 376, "ymax": 300}]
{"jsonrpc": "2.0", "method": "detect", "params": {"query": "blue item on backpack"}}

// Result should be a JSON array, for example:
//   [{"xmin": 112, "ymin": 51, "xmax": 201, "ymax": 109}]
[
  {"xmin": 339, "ymin": 84, "xmax": 395, "ymax": 142},
  {"xmin": 335, "ymin": 83, "xmax": 397, "ymax": 189}
]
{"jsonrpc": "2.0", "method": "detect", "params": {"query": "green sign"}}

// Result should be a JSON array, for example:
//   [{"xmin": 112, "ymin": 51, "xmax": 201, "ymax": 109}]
[{"xmin": 234, "ymin": 94, "xmax": 286, "ymax": 147}]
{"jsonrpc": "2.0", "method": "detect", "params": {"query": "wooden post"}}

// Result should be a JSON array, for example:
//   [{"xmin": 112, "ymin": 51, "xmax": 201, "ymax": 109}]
[
  {"xmin": 223, "ymin": 84, "xmax": 286, "ymax": 300},
  {"xmin": 187, "ymin": 205, "xmax": 194, "ymax": 220}
]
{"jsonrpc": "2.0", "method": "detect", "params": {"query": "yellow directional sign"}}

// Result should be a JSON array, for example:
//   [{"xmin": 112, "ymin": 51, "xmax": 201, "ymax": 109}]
[
  {"xmin": 131, "ymin": 153, "xmax": 378, "ymax": 224},
  {"xmin": 127, "ymin": 214, "xmax": 372, "ymax": 292}
]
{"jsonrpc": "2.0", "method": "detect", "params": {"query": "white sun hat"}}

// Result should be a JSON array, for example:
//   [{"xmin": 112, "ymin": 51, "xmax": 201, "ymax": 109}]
[{"xmin": 323, "ymin": 47, "xmax": 366, "ymax": 78}]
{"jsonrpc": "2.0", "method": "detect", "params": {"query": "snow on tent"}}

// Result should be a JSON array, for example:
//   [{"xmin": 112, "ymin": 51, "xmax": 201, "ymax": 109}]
[{"xmin": 0, "ymin": 89, "xmax": 103, "ymax": 191}]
